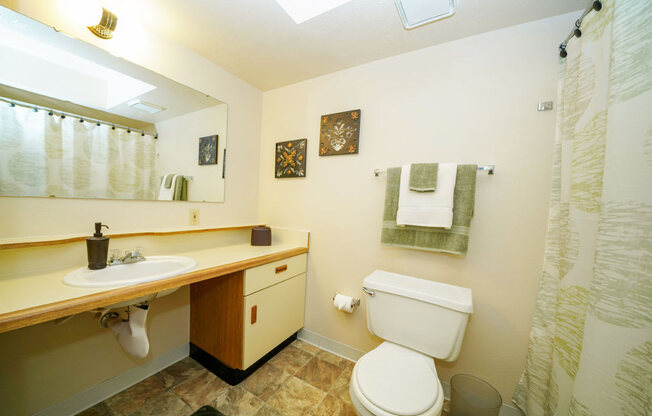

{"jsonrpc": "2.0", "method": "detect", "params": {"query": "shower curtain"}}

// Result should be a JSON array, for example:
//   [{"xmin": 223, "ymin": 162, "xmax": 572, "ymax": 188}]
[
  {"xmin": 0, "ymin": 103, "xmax": 157, "ymax": 200},
  {"xmin": 512, "ymin": 1, "xmax": 651, "ymax": 415}
]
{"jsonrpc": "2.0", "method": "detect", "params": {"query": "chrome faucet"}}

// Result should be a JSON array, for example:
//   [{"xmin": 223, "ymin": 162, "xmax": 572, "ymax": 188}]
[{"xmin": 109, "ymin": 247, "xmax": 145, "ymax": 266}]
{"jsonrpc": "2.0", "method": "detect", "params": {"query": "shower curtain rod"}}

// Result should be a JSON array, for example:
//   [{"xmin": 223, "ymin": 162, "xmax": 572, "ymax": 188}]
[
  {"xmin": 559, "ymin": 0, "xmax": 602, "ymax": 58},
  {"xmin": 374, "ymin": 165, "xmax": 495, "ymax": 176},
  {"xmin": 0, "ymin": 96, "xmax": 158, "ymax": 138}
]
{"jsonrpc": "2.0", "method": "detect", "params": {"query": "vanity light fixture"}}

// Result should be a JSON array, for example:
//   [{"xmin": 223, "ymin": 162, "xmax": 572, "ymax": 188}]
[
  {"xmin": 88, "ymin": 7, "xmax": 118, "ymax": 39},
  {"xmin": 67, "ymin": 0, "xmax": 114, "ymax": 39},
  {"xmin": 68, "ymin": 0, "xmax": 142, "ymax": 41}
]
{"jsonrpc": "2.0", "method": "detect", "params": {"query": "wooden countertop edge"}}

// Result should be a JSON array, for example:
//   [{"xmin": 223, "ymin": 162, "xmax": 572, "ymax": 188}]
[
  {"xmin": 0, "ymin": 224, "xmax": 266, "ymax": 250},
  {"xmin": 0, "ymin": 246, "xmax": 308, "ymax": 334}
]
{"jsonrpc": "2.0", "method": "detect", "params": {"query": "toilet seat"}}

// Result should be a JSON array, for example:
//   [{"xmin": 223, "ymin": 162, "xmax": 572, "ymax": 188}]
[{"xmin": 350, "ymin": 342, "xmax": 443, "ymax": 416}]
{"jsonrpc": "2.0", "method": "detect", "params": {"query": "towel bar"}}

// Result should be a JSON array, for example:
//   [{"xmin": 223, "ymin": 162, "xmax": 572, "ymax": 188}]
[{"xmin": 374, "ymin": 164, "xmax": 494, "ymax": 177}]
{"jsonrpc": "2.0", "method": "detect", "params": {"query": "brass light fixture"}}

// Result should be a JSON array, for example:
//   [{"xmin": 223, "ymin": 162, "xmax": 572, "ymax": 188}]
[{"xmin": 88, "ymin": 8, "xmax": 118, "ymax": 39}]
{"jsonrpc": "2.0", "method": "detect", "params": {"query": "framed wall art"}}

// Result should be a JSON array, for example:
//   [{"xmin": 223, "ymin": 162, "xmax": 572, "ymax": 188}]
[
  {"xmin": 319, "ymin": 109, "xmax": 360, "ymax": 156},
  {"xmin": 275, "ymin": 138, "xmax": 307, "ymax": 178},
  {"xmin": 198, "ymin": 135, "xmax": 218, "ymax": 165}
]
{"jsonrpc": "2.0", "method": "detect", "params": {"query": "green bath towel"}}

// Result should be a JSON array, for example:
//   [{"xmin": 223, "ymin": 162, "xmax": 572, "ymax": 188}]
[
  {"xmin": 381, "ymin": 164, "xmax": 477, "ymax": 255},
  {"xmin": 160, "ymin": 175, "xmax": 188, "ymax": 201},
  {"xmin": 409, "ymin": 163, "xmax": 438, "ymax": 192}
]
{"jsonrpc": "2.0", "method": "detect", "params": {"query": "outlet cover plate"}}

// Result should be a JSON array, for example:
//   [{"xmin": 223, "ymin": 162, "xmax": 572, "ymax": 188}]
[{"xmin": 189, "ymin": 209, "xmax": 200, "ymax": 225}]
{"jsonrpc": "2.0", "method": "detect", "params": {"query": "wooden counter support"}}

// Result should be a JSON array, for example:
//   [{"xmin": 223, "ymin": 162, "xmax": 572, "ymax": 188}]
[
  {"xmin": 0, "ymin": 247, "xmax": 308, "ymax": 334},
  {"xmin": 190, "ymin": 271, "xmax": 244, "ymax": 369}
]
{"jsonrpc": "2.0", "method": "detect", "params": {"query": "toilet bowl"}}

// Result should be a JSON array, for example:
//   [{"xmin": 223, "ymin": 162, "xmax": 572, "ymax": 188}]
[
  {"xmin": 349, "ymin": 270, "xmax": 473, "ymax": 416},
  {"xmin": 350, "ymin": 342, "xmax": 444, "ymax": 416}
]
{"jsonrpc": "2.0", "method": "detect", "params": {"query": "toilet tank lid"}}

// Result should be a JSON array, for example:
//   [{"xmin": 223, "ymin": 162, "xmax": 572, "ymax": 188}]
[{"xmin": 363, "ymin": 270, "xmax": 473, "ymax": 313}]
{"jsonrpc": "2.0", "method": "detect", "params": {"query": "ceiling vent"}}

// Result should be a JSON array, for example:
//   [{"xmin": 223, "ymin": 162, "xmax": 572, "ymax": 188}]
[
  {"xmin": 128, "ymin": 99, "xmax": 165, "ymax": 114},
  {"xmin": 395, "ymin": 0, "xmax": 457, "ymax": 30}
]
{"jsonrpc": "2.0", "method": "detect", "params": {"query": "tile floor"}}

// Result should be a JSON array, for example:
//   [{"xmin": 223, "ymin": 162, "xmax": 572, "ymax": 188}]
[{"xmin": 77, "ymin": 339, "xmax": 450, "ymax": 416}]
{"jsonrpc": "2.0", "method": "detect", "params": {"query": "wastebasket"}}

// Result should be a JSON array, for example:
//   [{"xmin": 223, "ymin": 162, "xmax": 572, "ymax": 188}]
[{"xmin": 449, "ymin": 374, "xmax": 502, "ymax": 416}]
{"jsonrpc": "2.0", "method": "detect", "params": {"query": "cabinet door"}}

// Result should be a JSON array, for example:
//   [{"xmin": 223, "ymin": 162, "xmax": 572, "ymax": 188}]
[{"xmin": 242, "ymin": 273, "xmax": 306, "ymax": 369}]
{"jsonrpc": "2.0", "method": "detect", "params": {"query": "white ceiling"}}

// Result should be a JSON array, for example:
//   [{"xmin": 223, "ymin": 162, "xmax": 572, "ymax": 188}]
[{"xmin": 105, "ymin": 0, "xmax": 586, "ymax": 91}]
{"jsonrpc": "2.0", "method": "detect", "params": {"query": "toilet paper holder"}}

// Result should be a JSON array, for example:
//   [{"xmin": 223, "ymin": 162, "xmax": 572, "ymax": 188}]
[{"xmin": 332, "ymin": 294, "xmax": 361, "ymax": 307}]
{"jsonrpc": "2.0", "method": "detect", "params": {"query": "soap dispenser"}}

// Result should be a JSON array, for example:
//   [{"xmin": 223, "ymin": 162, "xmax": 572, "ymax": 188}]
[{"xmin": 87, "ymin": 222, "xmax": 109, "ymax": 270}]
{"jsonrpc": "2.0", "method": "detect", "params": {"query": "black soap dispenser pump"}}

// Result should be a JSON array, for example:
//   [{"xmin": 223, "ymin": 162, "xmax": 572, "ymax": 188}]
[{"xmin": 87, "ymin": 222, "xmax": 109, "ymax": 270}]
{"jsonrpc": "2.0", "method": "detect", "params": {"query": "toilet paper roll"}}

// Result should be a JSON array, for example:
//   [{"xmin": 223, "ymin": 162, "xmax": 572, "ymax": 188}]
[{"xmin": 334, "ymin": 294, "xmax": 355, "ymax": 313}]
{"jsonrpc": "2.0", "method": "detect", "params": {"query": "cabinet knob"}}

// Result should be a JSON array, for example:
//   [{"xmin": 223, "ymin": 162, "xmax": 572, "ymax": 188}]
[
  {"xmin": 251, "ymin": 305, "xmax": 257, "ymax": 324},
  {"xmin": 275, "ymin": 264, "xmax": 288, "ymax": 273}
]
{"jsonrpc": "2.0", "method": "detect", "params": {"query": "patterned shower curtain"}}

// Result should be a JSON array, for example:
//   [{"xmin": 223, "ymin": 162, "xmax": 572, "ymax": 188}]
[
  {"xmin": 512, "ymin": 1, "xmax": 651, "ymax": 415},
  {"xmin": 0, "ymin": 103, "xmax": 157, "ymax": 200}
]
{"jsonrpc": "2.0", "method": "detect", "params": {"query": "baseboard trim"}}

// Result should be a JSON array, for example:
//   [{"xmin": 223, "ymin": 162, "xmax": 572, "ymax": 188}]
[
  {"xmin": 297, "ymin": 329, "xmax": 523, "ymax": 416},
  {"xmin": 34, "ymin": 343, "xmax": 189, "ymax": 416},
  {"xmin": 297, "ymin": 328, "xmax": 365, "ymax": 361}
]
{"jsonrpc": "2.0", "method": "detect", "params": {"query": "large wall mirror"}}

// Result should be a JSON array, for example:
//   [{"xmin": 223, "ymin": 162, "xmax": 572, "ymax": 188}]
[{"xmin": 0, "ymin": 7, "xmax": 227, "ymax": 203}]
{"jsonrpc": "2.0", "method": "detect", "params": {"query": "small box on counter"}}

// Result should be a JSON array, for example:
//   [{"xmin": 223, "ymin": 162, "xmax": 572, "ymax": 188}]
[{"xmin": 251, "ymin": 226, "xmax": 272, "ymax": 246}]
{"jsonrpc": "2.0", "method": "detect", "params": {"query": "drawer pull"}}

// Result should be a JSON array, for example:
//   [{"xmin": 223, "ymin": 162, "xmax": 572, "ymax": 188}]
[
  {"xmin": 275, "ymin": 264, "xmax": 288, "ymax": 274},
  {"xmin": 251, "ymin": 305, "xmax": 257, "ymax": 324}
]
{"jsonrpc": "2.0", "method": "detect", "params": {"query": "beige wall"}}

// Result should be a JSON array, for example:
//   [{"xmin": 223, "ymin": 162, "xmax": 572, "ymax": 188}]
[
  {"xmin": 156, "ymin": 104, "xmax": 228, "ymax": 202},
  {"xmin": 0, "ymin": 2, "xmax": 262, "ymax": 415},
  {"xmin": 0, "ymin": 287, "xmax": 189, "ymax": 415},
  {"xmin": 0, "ymin": 0, "xmax": 262, "ymax": 239},
  {"xmin": 258, "ymin": 13, "xmax": 575, "ymax": 401}
]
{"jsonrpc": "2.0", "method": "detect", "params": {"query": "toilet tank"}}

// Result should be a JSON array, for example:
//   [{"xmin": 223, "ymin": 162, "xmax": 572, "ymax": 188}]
[{"xmin": 363, "ymin": 270, "xmax": 473, "ymax": 361}]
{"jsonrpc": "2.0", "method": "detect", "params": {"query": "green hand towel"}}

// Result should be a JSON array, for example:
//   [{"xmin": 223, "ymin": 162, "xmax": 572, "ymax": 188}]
[
  {"xmin": 163, "ymin": 174, "xmax": 174, "ymax": 189},
  {"xmin": 173, "ymin": 175, "xmax": 188, "ymax": 201},
  {"xmin": 381, "ymin": 164, "xmax": 477, "ymax": 256},
  {"xmin": 409, "ymin": 163, "xmax": 438, "ymax": 192}
]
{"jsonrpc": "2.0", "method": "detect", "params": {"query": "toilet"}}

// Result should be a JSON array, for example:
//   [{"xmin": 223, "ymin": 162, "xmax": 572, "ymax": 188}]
[{"xmin": 350, "ymin": 270, "xmax": 473, "ymax": 416}]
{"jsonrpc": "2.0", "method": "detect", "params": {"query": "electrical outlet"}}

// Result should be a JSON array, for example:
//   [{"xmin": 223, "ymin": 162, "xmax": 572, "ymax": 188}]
[{"xmin": 189, "ymin": 209, "xmax": 200, "ymax": 225}]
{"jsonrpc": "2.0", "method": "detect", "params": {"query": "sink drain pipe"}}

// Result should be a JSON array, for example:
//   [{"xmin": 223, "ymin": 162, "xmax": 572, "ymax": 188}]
[{"xmin": 104, "ymin": 304, "xmax": 150, "ymax": 358}]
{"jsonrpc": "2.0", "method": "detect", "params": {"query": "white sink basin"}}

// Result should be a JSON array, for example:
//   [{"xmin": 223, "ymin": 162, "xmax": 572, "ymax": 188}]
[{"xmin": 64, "ymin": 256, "xmax": 197, "ymax": 288}]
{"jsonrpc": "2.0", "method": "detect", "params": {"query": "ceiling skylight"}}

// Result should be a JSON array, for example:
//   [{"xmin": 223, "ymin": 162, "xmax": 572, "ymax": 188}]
[{"xmin": 274, "ymin": 0, "xmax": 354, "ymax": 24}]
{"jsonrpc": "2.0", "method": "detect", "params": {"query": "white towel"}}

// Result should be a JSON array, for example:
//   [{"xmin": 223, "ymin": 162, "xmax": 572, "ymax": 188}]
[
  {"xmin": 396, "ymin": 163, "xmax": 457, "ymax": 228},
  {"xmin": 158, "ymin": 174, "xmax": 179, "ymax": 201}
]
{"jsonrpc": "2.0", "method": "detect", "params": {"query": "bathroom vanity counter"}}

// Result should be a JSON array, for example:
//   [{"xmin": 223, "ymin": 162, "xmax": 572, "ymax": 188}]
[{"xmin": 0, "ymin": 241, "xmax": 308, "ymax": 334}]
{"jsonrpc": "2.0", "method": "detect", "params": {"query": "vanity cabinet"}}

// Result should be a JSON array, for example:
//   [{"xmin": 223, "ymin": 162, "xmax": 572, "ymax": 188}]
[{"xmin": 189, "ymin": 253, "xmax": 306, "ymax": 382}]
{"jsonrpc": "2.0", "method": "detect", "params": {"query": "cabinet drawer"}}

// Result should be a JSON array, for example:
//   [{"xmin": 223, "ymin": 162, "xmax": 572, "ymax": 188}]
[
  {"xmin": 243, "ymin": 273, "xmax": 306, "ymax": 369},
  {"xmin": 244, "ymin": 254, "xmax": 306, "ymax": 296}
]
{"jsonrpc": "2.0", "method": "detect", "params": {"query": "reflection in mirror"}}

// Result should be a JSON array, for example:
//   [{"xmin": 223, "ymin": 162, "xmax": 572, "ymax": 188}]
[{"xmin": 0, "ymin": 6, "xmax": 227, "ymax": 203}]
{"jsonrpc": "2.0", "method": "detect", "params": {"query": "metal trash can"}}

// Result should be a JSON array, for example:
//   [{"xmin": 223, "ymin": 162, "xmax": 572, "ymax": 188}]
[{"xmin": 450, "ymin": 374, "xmax": 502, "ymax": 416}]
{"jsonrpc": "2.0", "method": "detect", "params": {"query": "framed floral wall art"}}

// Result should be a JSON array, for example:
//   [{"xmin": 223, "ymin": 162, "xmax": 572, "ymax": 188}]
[
  {"xmin": 275, "ymin": 139, "xmax": 307, "ymax": 178},
  {"xmin": 198, "ymin": 135, "xmax": 218, "ymax": 165},
  {"xmin": 319, "ymin": 109, "xmax": 360, "ymax": 156}
]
